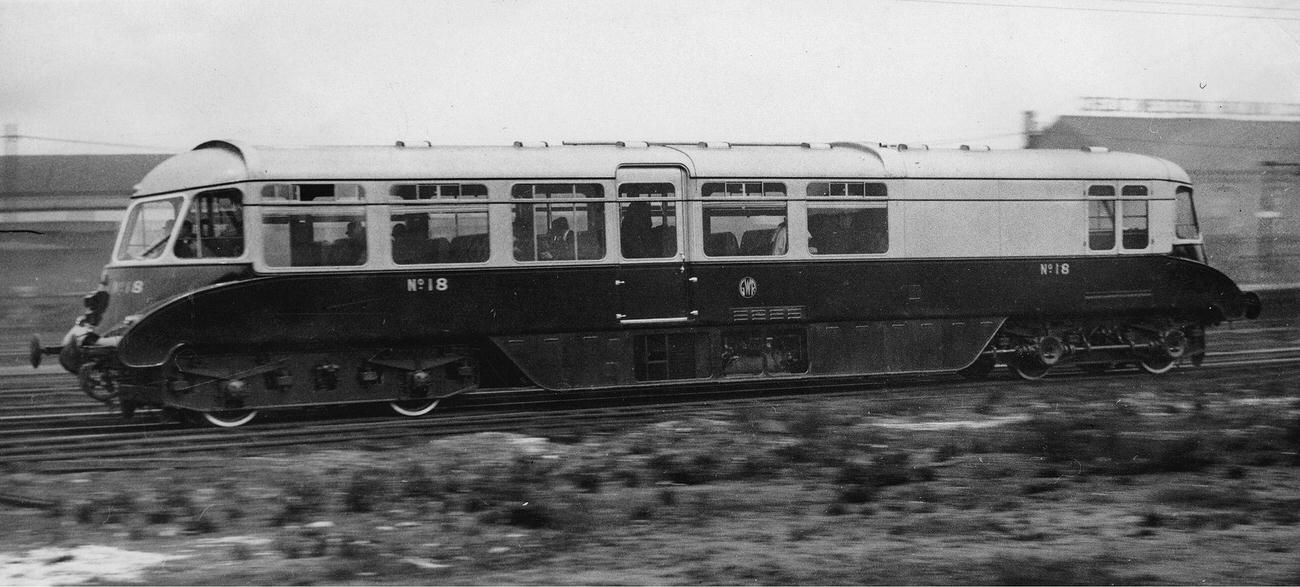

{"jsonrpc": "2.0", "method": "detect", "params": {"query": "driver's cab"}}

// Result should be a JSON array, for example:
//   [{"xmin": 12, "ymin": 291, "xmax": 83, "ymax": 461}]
[
  {"xmin": 1171, "ymin": 186, "xmax": 1207, "ymax": 263},
  {"xmin": 115, "ymin": 188, "xmax": 245, "ymax": 264}
]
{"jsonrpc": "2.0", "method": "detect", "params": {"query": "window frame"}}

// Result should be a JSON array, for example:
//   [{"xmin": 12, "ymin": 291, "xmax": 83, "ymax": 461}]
[
  {"xmin": 114, "ymin": 194, "xmax": 186, "ymax": 263},
  {"xmin": 510, "ymin": 182, "xmax": 608, "ymax": 263},
  {"xmin": 617, "ymin": 181, "xmax": 680, "ymax": 261},
  {"xmin": 1174, "ymin": 186, "xmax": 1201, "ymax": 240},
  {"xmin": 257, "ymin": 205, "xmax": 370, "ymax": 269},
  {"xmin": 699, "ymin": 181, "xmax": 790, "ymax": 258},
  {"xmin": 1086, "ymin": 183, "xmax": 1152, "ymax": 253},
  {"xmin": 805, "ymin": 181, "xmax": 889, "ymax": 256},
  {"xmin": 174, "ymin": 188, "xmax": 246, "ymax": 261},
  {"xmin": 388, "ymin": 183, "xmax": 491, "ymax": 266}
]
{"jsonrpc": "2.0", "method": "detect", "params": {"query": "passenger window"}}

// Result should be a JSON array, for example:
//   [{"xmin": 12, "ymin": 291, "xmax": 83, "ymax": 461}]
[
  {"xmin": 1121, "ymin": 185, "xmax": 1149, "ymax": 250},
  {"xmin": 618, "ymin": 183, "xmax": 677, "ymax": 259},
  {"xmin": 512, "ymin": 184, "xmax": 606, "ymax": 262},
  {"xmin": 390, "ymin": 184, "xmax": 489, "ymax": 264},
  {"xmin": 176, "ymin": 189, "xmax": 244, "ymax": 259},
  {"xmin": 117, "ymin": 197, "xmax": 183, "ymax": 260},
  {"xmin": 261, "ymin": 209, "xmax": 367, "ymax": 267},
  {"xmin": 806, "ymin": 182, "xmax": 888, "ymax": 255},
  {"xmin": 701, "ymin": 182, "xmax": 787, "ymax": 257},
  {"xmin": 390, "ymin": 183, "xmax": 488, "ymax": 201},
  {"xmin": 261, "ymin": 183, "xmax": 365, "ymax": 202},
  {"xmin": 1087, "ymin": 185, "xmax": 1116, "ymax": 250}
]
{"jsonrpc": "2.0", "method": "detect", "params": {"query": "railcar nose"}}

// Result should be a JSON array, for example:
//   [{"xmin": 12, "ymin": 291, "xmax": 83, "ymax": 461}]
[{"xmin": 1238, "ymin": 291, "xmax": 1262, "ymax": 320}]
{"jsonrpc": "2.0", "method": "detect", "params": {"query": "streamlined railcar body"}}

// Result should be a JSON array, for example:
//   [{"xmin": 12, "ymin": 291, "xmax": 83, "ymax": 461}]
[{"xmin": 37, "ymin": 139, "xmax": 1260, "ymax": 426}]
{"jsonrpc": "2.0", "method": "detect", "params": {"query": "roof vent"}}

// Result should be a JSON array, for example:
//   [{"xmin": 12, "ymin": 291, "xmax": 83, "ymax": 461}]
[
  {"xmin": 697, "ymin": 141, "xmax": 731, "ymax": 149},
  {"xmin": 1082, "ymin": 146, "xmax": 1110, "ymax": 153},
  {"xmin": 513, "ymin": 141, "xmax": 550, "ymax": 148},
  {"xmin": 620, "ymin": 141, "xmax": 649, "ymax": 149},
  {"xmin": 898, "ymin": 144, "xmax": 929, "ymax": 151},
  {"xmin": 801, "ymin": 142, "xmax": 832, "ymax": 150},
  {"xmin": 959, "ymin": 144, "xmax": 991, "ymax": 151}
]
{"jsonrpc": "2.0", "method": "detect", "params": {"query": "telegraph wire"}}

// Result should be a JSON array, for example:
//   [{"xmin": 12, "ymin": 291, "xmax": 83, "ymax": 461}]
[
  {"xmin": 890, "ymin": 0, "xmax": 1300, "ymax": 21},
  {"xmin": 1, "ymin": 134, "xmax": 176, "ymax": 152},
  {"xmin": 1117, "ymin": 0, "xmax": 1300, "ymax": 11}
]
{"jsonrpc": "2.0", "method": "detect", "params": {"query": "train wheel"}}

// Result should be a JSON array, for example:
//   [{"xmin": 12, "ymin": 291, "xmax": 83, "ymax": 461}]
[
  {"xmin": 958, "ymin": 355, "xmax": 996, "ymax": 380},
  {"xmin": 200, "ymin": 409, "xmax": 258, "ymax": 428},
  {"xmin": 390, "ymin": 399, "xmax": 440, "ymax": 417},
  {"xmin": 1138, "ymin": 356, "xmax": 1176, "ymax": 375},
  {"xmin": 77, "ymin": 363, "xmax": 118, "ymax": 403},
  {"xmin": 1009, "ymin": 358, "xmax": 1050, "ymax": 381}
]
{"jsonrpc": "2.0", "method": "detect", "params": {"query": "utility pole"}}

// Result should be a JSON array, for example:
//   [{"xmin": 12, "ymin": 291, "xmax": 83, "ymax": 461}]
[
  {"xmin": 2, "ymin": 123, "xmax": 16, "ymax": 195},
  {"xmin": 1022, "ymin": 111, "xmax": 1041, "ymax": 149}
]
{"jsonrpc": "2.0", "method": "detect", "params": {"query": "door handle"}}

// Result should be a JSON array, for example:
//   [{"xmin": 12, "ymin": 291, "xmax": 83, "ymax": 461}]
[
  {"xmin": 614, "ymin": 279, "xmax": 626, "ymax": 286},
  {"xmin": 688, "ymin": 276, "xmax": 699, "ymax": 283}
]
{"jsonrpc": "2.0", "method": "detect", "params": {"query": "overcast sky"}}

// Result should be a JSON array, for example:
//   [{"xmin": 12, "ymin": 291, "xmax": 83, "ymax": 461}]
[{"xmin": 2, "ymin": 0, "xmax": 1298, "ymax": 154}]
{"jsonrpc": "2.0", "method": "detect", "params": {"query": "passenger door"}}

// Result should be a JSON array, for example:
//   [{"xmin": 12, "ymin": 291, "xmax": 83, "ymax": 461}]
[{"xmin": 614, "ymin": 166, "xmax": 694, "ymax": 325}]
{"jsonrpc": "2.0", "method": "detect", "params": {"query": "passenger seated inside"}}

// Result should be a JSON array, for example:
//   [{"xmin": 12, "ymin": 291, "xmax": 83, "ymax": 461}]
[
  {"xmin": 621, "ymin": 202, "xmax": 655, "ymax": 258},
  {"xmin": 174, "ymin": 221, "xmax": 202, "ymax": 258},
  {"xmin": 540, "ymin": 217, "xmax": 574, "ymax": 260},
  {"xmin": 391, "ymin": 223, "xmax": 415, "ymax": 263},
  {"xmin": 770, "ymin": 221, "xmax": 788, "ymax": 255},
  {"xmin": 512, "ymin": 215, "xmax": 535, "ymax": 261},
  {"xmin": 330, "ymin": 220, "xmax": 366, "ymax": 264}
]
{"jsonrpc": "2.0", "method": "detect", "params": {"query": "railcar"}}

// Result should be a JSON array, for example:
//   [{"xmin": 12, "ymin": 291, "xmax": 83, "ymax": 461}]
[{"xmin": 32, "ymin": 139, "xmax": 1261, "ymax": 427}]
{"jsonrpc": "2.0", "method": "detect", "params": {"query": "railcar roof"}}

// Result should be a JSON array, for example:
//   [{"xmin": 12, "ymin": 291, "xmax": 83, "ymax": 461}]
[
  {"xmin": 132, "ymin": 140, "xmax": 1189, "ymax": 196},
  {"xmin": 893, "ymin": 147, "xmax": 1189, "ymax": 182}
]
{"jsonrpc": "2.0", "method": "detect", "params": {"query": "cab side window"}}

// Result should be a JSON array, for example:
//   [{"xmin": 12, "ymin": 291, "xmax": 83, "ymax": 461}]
[
  {"xmin": 176, "ymin": 189, "xmax": 244, "ymax": 258},
  {"xmin": 1087, "ymin": 185, "xmax": 1117, "ymax": 250},
  {"xmin": 117, "ymin": 197, "xmax": 183, "ymax": 260},
  {"xmin": 1120, "ymin": 185, "xmax": 1149, "ymax": 249}
]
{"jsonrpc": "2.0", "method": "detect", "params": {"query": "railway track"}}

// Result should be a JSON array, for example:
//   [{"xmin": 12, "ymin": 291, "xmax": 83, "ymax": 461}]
[{"xmin": 1, "ymin": 344, "xmax": 1297, "ymax": 472}]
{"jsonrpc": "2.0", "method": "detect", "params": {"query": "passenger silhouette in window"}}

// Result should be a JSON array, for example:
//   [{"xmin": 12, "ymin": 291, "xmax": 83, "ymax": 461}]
[
  {"xmin": 621, "ymin": 201, "xmax": 655, "ymax": 258},
  {"xmin": 541, "ymin": 217, "xmax": 574, "ymax": 260},
  {"xmin": 770, "ymin": 221, "xmax": 788, "ymax": 255},
  {"xmin": 332, "ymin": 221, "xmax": 366, "ymax": 264},
  {"xmin": 174, "ymin": 221, "xmax": 199, "ymax": 258}
]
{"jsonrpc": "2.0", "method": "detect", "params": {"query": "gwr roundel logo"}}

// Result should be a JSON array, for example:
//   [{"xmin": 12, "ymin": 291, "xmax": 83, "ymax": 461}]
[{"xmin": 738, "ymin": 276, "xmax": 758, "ymax": 299}]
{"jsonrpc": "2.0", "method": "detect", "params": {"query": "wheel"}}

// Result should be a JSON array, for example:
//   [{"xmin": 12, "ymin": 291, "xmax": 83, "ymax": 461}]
[
  {"xmin": 1009, "ymin": 358, "xmax": 1051, "ymax": 381},
  {"xmin": 958, "ymin": 355, "xmax": 996, "ymax": 380},
  {"xmin": 200, "ymin": 409, "xmax": 258, "ymax": 428},
  {"xmin": 390, "ymin": 399, "xmax": 439, "ymax": 417},
  {"xmin": 1138, "ymin": 356, "xmax": 1176, "ymax": 375},
  {"xmin": 77, "ymin": 363, "xmax": 118, "ymax": 403}
]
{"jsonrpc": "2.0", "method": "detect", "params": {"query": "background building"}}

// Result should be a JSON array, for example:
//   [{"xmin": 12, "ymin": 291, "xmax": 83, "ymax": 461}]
[
  {"xmin": 0, "ymin": 153, "xmax": 167, "ymax": 334},
  {"xmin": 1028, "ymin": 115, "xmax": 1300, "ymax": 286}
]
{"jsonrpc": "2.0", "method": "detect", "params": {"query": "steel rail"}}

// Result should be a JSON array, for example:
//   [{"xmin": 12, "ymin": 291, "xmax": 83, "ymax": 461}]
[{"xmin": 0, "ymin": 352, "xmax": 1296, "ymax": 470}]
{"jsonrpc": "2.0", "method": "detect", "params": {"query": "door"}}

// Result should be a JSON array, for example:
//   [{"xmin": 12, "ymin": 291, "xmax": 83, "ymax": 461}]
[{"xmin": 614, "ymin": 166, "xmax": 694, "ymax": 324}]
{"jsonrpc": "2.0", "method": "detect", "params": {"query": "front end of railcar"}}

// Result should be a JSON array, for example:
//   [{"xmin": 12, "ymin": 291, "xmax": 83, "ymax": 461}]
[{"xmin": 30, "ymin": 148, "xmax": 254, "ymax": 413}]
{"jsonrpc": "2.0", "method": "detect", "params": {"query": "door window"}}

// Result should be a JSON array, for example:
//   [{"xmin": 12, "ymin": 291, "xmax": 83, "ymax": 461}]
[{"xmin": 618, "ymin": 182, "xmax": 678, "ymax": 259}]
